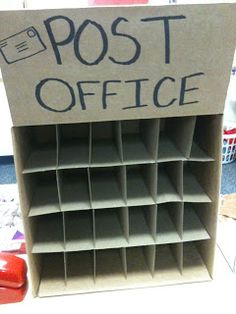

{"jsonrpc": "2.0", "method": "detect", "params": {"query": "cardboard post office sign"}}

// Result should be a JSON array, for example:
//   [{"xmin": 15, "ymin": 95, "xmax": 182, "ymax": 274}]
[{"xmin": 0, "ymin": 4, "xmax": 236, "ymax": 126}]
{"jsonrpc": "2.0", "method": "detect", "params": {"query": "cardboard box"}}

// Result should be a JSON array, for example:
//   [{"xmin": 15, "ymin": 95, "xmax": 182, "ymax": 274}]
[{"xmin": 0, "ymin": 4, "xmax": 235, "ymax": 297}]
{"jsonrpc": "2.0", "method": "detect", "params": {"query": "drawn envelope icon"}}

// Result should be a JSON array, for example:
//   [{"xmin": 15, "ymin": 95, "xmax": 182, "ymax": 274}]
[{"xmin": 0, "ymin": 26, "xmax": 46, "ymax": 64}]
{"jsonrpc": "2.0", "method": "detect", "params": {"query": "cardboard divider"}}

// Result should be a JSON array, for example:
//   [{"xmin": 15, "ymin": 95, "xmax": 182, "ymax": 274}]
[
  {"xmin": 155, "ymin": 244, "xmax": 182, "ymax": 279},
  {"xmin": 143, "ymin": 245, "xmax": 156, "ymax": 277},
  {"xmin": 121, "ymin": 119, "xmax": 158, "ymax": 164},
  {"xmin": 156, "ymin": 203, "xmax": 182, "ymax": 244},
  {"xmin": 91, "ymin": 121, "xmax": 122, "ymax": 166},
  {"xmin": 129, "ymin": 206, "xmax": 156, "ymax": 246},
  {"xmin": 26, "ymin": 171, "xmax": 60, "ymax": 217},
  {"xmin": 158, "ymin": 117, "xmax": 196, "ymax": 162},
  {"xmin": 126, "ymin": 246, "xmax": 153, "ymax": 281},
  {"xmin": 64, "ymin": 211, "xmax": 94, "ymax": 251},
  {"xmin": 94, "ymin": 207, "xmax": 128, "ymax": 249},
  {"xmin": 157, "ymin": 162, "xmax": 183, "ymax": 203},
  {"xmin": 90, "ymin": 166, "xmax": 126, "ymax": 209},
  {"xmin": 126, "ymin": 164, "xmax": 156, "ymax": 206},
  {"xmin": 57, "ymin": 123, "xmax": 90, "ymax": 169},
  {"xmin": 183, "ymin": 240, "xmax": 211, "ymax": 280},
  {"xmin": 22, "ymin": 125, "xmax": 57, "ymax": 173},
  {"xmin": 57, "ymin": 169, "xmax": 91, "ymax": 212},
  {"xmin": 183, "ymin": 203, "xmax": 210, "ymax": 242},
  {"xmin": 189, "ymin": 116, "xmax": 217, "ymax": 161},
  {"xmin": 31, "ymin": 213, "xmax": 64, "ymax": 253},
  {"xmin": 183, "ymin": 162, "xmax": 212, "ymax": 203}
]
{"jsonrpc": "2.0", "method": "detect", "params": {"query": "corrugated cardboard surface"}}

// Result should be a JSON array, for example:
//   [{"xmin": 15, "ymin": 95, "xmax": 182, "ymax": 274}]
[
  {"xmin": 0, "ymin": 3, "xmax": 231, "ymax": 298},
  {"xmin": 0, "ymin": 4, "xmax": 236, "ymax": 126}
]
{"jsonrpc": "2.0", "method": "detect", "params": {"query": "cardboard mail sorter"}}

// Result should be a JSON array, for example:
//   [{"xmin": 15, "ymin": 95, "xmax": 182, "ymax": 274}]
[{"xmin": 0, "ymin": 3, "xmax": 236, "ymax": 297}]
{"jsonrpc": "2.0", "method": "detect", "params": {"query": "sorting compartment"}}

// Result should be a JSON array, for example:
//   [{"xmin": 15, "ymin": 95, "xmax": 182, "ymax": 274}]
[
  {"xmin": 58, "ymin": 169, "xmax": 91, "ymax": 212},
  {"xmin": 189, "ymin": 116, "xmax": 216, "ymax": 161},
  {"xmin": 38, "ymin": 253, "xmax": 66, "ymax": 297},
  {"xmin": 183, "ymin": 203, "xmax": 210, "ymax": 241},
  {"xmin": 183, "ymin": 162, "xmax": 211, "ymax": 202},
  {"xmin": 95, "ymin": 208, "xmax": 128, "ymax": 249},
  {"xmin": 58, "ymin": 123, "xmax": 90, "ymax": 169},
  {"xmin": 91, "ymin": 121, "xmax": 122, "ymax": 166},
  {"xmin": 156, "ymin": 203, "xmax": 182, "ymax": 244},
  {"xmin": 22, "ymin": 125, "xmax": 57, "ymax": 173},
  {"xmin": 129, "ymin": 206, "xmax": 156, "ymax": 246},
  {"xmin": 126, "ymin": 246, "xmax": 154, "ymax": 281},
  {"xmin": 183, "ymin": 241, "xmax": 211, "ymax": 280},
  {"xmin": 155, "ymin": 244, "xmax": 182, "ymax": 281},
  {"xmin": 90, "ymin": 166, "xmax": 126, "ymax": 208},
  {"xmin": 31, "ymin": 213, "xmax": 64, "ymax": 253},
  {"xmin": 96, "ymin": 248, "xmax": 127, "ymax": 285},
  {"xmin": 121, "ymin": 119, "xmax": 158, "ymax": 164},
  {"xmin": 26, "ymin": 171, "xmax": 60, "ymax": 217},
  {"xmin": 66, "ymin": 251, "xmax": 94, "ymax": 292},
  {"xmin": 127, "ymin": 164, "xmax": 156, "ymax": 206},
  {"xmin": 65, "ymin": 211, "xmax": 94, "ymax": 251},
  {"xmin": 158, "ymin": 117, "xmax": 195, "ymax": 162},
  {"xmin": 157, "ymin": 162, "xmax": 183, "ymax": 203}
]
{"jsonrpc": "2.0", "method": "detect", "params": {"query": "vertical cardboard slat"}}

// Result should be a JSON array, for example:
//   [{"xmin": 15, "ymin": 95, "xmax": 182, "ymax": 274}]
[
  {"xmin": 114, "ymin": 121, "xmax": 124, "ymax": 163},
  {"xmin": 56, "ymin": 124, "xmax": 60, "ymax": 169},
  {"xmin": 143, "ymin": 245, "xmax": 156, "ymax": 277},
  {"xmin": 142, "ymin": 163, "xmax": 157, "ymax": 203},
  {"xmin": 93, "ymin": 250, "xmax": 97, "ymax": 284},
  {"xmin": 89, "ymin": 123, "xmax": 93, "ymax": 165},
  {"xmin": 56, "ymin": 170, "xmax": 62, "ymax": 209},
  {"xmin": 143, "ymin": 205, "xmax": 157, "ymax": 242},
  {"xmin": 62, "ymin": 212, "xmax": 66, "ymax": 251},
  {"xmin": 119, "ymin": 207, "xmax": 129, "ymax": 242},
  {"xmin": 87, "ymin": 168, "xmax": 93, "ymax": 208},
  {"xmin": 140, "ymin": 119, "xmax": 160, "ymax": 161},
  {"xmin": 170, "ymin": 242, "xmax": 183, "ymax": 274},
  {"xmin": 12, "ymin": 127, "xmax": 33, "ymax": 216},
  {"xmin": 168, "ymin": 202, "xmax": 184, "ymax": 240},
  {"xmin": 119, "ymin": 166, "xmax": 127, "ymax": 204},
  {"xmin": 92, "ymin": 209, "xmax": 96, "ymax": 248},
  {"xmin": 120, "ymin": 248, "xmax": 127, "ymax": 279},
  {"xmin": 166, "ymin": 161, "xmax": 183, "ymax": 199},
  {"xmin": 63, "ymin": 252, "xmax": 68, "ymax": 286}
]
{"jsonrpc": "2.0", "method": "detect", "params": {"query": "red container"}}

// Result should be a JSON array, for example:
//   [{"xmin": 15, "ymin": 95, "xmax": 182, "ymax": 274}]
[
  {"xmin": 0, "ymin": 253, "xmax": 27, "ymax": 288},
  {"xmin": 0, "ymin": 282, "xmax": 28, "ymax": 304}
]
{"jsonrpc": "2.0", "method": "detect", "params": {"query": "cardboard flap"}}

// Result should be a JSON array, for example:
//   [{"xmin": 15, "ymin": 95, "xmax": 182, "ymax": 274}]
[{"xmin": 1, "ymin": 4, "xmax": 236, "ymax": 126}]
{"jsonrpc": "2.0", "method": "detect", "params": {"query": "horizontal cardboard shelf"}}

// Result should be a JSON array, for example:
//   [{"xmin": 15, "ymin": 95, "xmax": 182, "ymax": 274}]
[
  {"xmin": 38, "ymin": 240, "xmax": 211, "ymax": 297},
  {"xmin": 26, "ymin": 160, "xmax": 212, "ymax": 217},
  {"xmin": 31, "ymin": 203, "xmax": 211, "ymax": 253},
  {"xmin": 18, "ymin": 116, "xmax": 215, "ymax": 174}
]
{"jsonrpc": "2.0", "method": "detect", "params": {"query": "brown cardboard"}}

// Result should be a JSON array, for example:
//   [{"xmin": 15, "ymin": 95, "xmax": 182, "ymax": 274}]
[
  {"xmin": 3, "ymin": 3, "xmax": 232, "ymax": 298},
  {"xmin": 0, "ymin": 4, "xmax": 236, "ymax": 126}
]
